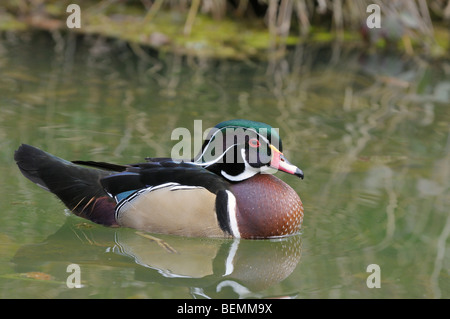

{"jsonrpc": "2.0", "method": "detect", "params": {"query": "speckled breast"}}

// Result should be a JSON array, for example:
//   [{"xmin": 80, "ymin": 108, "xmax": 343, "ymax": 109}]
[{"xmin": 230, "ymin": 174, "xmax": 304, "ymax": 239}]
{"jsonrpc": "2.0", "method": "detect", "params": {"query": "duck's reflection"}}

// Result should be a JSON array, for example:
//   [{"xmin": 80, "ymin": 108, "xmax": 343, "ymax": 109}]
[{"xmin": 12, "ymin": 218, "xmax": 302, "ymax": 298}]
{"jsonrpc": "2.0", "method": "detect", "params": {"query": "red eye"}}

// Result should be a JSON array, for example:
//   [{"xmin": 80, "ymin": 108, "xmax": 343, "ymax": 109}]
[{"xmin": 249, "ymin": 138, "xmax": 261, "ymax": 148}]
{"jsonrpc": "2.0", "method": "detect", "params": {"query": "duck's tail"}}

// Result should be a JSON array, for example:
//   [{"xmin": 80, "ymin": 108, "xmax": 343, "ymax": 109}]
[{"xmin": 14, "ymin": 144, "xmax": 118, "ymax": 226}]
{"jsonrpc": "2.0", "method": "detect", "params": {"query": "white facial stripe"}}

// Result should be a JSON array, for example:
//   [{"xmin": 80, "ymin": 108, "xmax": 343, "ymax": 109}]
[
  {"xmin": 250, "ymin": 128, "xmax": 271, "ymax": 145},
  {"xmin": 195, "ymin": 128, "xmax": 221, "ymax": 161},
  {"xmin": 193, "ymin": 143, "xmax": 237, "ymax": 168},
  {"xmin": 196, "ymin": 126, "xmax": 274, "ymax": 164},
  {"xmin": 195, "ymin": 126, "xmax": 237, "ymax": 163}
]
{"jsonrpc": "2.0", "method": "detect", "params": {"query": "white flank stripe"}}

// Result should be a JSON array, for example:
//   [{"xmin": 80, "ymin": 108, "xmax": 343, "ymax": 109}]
[
  {"xmin": 169, "ymin": 185, "xmax": 204, "ymax": 191},
  {"xmin": 226, "ymin": 190, "xmax": 240, "ymax": 238},
  {"xmin": 115, "ymin": 182, "xmax": 182, "ymax": 219}
]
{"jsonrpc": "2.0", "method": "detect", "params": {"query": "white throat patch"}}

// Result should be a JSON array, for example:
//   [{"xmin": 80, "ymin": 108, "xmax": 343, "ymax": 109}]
[{"xmin": 220, "ymin": 149, "xmax": 259, "ymax": 182}]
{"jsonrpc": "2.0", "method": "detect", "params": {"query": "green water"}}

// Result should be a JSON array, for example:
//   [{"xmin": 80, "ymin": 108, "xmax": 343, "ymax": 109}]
[{"xmin": 0, "ymin": 32, "xmax": 449, "ymax": 299}]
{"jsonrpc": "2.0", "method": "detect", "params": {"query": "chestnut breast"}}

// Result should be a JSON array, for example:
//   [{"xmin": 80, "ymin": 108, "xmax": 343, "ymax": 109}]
[{"xmin": 230, "ymin": 174, "xmax": 304, "ymax": 239}]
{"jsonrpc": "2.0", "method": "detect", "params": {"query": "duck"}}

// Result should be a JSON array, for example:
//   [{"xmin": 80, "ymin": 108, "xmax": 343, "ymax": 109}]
[{"xmin": 14, "ymin": 119, "xmax": 304, "ymax": 239}]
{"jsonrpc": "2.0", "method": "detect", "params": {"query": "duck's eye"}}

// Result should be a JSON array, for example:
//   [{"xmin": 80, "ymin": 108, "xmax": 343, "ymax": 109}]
[{"xmin": 249, "ymin": 138, "xmax": 261, "ymax": 148}]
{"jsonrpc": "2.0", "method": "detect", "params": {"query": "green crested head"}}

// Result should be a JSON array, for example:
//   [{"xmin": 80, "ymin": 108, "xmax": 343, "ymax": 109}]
[
  {"xmin": 213, "ymin": 119, "xmax": 282, "ymax": 151},
  {"xmin": 194, "ymin": 119, "xmax": 303, "ymax": 182}
]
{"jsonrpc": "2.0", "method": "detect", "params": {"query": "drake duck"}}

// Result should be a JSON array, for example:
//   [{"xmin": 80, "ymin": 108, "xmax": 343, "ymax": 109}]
[{"xmin": 14, "ymin": 119, "xmax": 304, "ymax": 239}]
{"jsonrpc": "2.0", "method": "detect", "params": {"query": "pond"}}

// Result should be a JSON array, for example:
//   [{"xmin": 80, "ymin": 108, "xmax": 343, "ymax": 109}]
[{"xmin": 0, "ymin": 32, "xmax": 448, "ymax": 299}]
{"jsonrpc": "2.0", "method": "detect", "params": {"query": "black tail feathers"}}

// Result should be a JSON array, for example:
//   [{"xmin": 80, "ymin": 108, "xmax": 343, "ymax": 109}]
[{"xmin": 14, "ymin": 144, "xmax": 118, "ymax": 226}]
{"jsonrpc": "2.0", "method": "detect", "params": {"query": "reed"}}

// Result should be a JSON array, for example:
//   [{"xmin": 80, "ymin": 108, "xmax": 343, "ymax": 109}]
[
  {"xmin": 151, "ymin": 0, "xmax": 449, "ymax": 55},
  {"xmin": 3, "ymin": 0, "xmax": 449, "ymax": 57},
  {"xmin": 144, "ymin": 0, "xmax": 446, "ymax": 37}
]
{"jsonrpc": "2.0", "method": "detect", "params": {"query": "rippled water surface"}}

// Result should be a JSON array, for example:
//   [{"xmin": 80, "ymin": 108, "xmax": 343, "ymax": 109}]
[{"xmin": 0, "ymin": 32, "xmax": 449, "ymax": 298}]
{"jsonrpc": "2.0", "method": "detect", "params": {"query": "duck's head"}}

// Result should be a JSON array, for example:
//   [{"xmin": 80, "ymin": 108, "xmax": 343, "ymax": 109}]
[{"xmin": 194, "ymin": 119, "xmax": 304, "ymax": 182}]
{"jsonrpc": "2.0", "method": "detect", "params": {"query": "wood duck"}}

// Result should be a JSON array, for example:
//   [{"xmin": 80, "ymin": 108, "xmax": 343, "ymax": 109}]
[{"xmin": 14, "ymin": 119, "xmax": 304, "ymax": 239}]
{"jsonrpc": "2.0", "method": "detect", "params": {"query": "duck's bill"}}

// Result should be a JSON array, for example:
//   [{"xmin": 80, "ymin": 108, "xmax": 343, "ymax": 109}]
[{"xmin": 269, "ymin": 145, "xmax": 304, "ymax": 179}]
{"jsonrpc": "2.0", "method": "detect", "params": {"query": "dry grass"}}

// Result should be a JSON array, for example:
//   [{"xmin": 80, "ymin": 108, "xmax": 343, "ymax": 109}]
[
  {"xmin": 145, "ymin": 0, "xmax": 447, "ymax": 36},
  {"xmin": 3, "ymin": 0, "xmax": 449, "ymax": 58},
  {"xmin": 139, "ymin": 0, "xmax": 449, "ymax": 54}
]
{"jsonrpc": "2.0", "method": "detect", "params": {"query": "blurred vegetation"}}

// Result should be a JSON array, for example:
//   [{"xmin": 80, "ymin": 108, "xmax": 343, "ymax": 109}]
[
  {"xmin": 0, "ymin": 0, "xmax": 449, "ymax": 59},
  {"xmin": 0, "ymin": 32, "xmax": 448, "ymax": 298}
]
